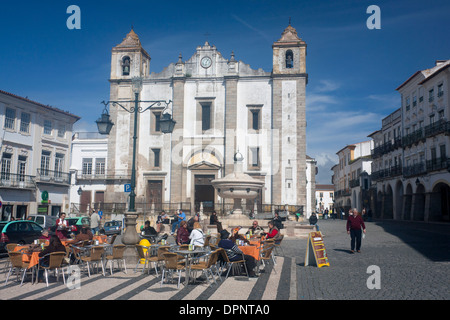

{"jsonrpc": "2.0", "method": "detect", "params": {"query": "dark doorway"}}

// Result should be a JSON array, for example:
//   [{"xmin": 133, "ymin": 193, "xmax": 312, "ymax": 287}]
[
  {"xmin": 194, "ymin": 175, "xmax": 215, "ymax": 213},
  {"xmin": 16, "ymin": 205, "xmax": 27, "ymax": 220},
  {"xmin": 147, "ymin": 180, "xmax": 163, "ymax": 211},
  {"xmin": 80, "ymin": 191, "xmax": 91, "ymax": 214}
]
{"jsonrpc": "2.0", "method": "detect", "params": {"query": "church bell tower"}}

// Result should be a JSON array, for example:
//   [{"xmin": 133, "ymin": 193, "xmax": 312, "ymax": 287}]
[{"xmin": 271, "ymin": 23, "xmax": 308, "ymax": 207}]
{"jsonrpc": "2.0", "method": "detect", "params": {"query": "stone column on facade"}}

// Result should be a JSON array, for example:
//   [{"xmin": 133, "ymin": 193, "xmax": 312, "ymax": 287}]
[
  {"xmin": 170, "ymin": 78, "xmax": 185, "ymax": 206},
  {"xmin": 224, "ymin": 76, "xmax": 238, "ymax": 207},
  {"xmin": 271, "ymin": 78, "xmax": 283, "ymax": 205}
]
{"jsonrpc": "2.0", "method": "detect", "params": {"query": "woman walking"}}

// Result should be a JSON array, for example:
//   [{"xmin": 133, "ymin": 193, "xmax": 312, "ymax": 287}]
[{"xmin": 346, "ymin": 208, "xmax": 366, "ymax": 253}]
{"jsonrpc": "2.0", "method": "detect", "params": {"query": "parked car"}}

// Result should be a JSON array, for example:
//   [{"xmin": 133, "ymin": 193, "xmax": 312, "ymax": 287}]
[
  {"xmin": 27, "ymin": 214, "xmax": 57, "ymax": 230},
  {"xmin": 66, "ymin": 216, "xmax": 91, "ymax": 236},
  {"xmin": 0, "ymin": 220, "xmax": 43, "ymax": 252},
  {"xmin": 102, "ymin": 220, "xmax": 122, "ymax": 235}
]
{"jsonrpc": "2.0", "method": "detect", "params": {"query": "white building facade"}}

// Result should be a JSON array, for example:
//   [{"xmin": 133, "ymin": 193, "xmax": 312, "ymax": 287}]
[
  {"xmin": 69, "ymin": 132, "xmax": 108, "ymax": 215},
  {"xmin": 0, "ymin": 90, "xmax": 79, "ymax": 220},
  {"xmin": 393, "ymin": 60, "xmax": 449, "ymax": 222},
  {"xmin": 332, "ymin": 140, "xmax": 373, "ymax": 213},
  {"xmin": 104, "ymin": 25, "xmax": 309, "ymax": 214}
]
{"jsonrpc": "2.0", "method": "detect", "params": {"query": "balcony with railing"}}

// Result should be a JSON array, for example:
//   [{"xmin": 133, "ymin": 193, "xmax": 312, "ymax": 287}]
[
  {"xmin": 76, "ymin": 170, "xmax": 131, "ymax": 182},
  {"xmin": 403, "ymin": 162, "xmax": 427, "ymax": 178},
  {"xmin": 426, "ymin": 157, "xmax": 449, "ymax": 172},
  {"xmin": 349, "ymin": 178, "xmax": 360, "ymax": 188},
  {"xmin": 36, "ymin": 169, "xmax": 70, "ymax": 185},
  {"xmin": 371, "ymin": 140, "xmax": 401, "ymax": 159},
  {"xmin": 424, "ymin": 119, "xmax": 450, "ymax": 138},
  {"xmin": 371, "ymin": 165, "xmax": 402, "ymax": 181},
  {"xmin": 0, "ymin": 173, "xmax": 35, "ymax": 189},
  {"xmin": 402, "ymin": 128, "xmax": 425, "ymax": 148}
]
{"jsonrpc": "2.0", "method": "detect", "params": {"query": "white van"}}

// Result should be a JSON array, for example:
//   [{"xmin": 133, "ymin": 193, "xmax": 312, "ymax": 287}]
[{"xmin": 28, "ymin": 214, "xmax": 57, "ymax": 230}]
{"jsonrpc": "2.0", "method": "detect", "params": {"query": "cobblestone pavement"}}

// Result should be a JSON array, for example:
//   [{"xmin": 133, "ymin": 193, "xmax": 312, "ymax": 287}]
[{"xmin": 0, "ymin": 219, "xmax": 449, "ymax": 301}]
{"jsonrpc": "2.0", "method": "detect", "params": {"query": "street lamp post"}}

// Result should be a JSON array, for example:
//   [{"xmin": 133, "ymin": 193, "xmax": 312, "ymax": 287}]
[{"xmin": 96, "ymin": 77, "xmax": 175, "ymax": 245}]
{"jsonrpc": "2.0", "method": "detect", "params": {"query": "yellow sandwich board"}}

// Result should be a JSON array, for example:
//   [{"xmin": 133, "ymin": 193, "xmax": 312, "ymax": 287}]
[{"xmin": 305, "ymin": 231, "xmax": 330, "ymax": 268}]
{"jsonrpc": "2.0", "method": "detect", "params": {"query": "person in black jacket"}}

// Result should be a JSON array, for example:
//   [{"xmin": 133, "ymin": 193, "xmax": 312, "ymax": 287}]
[
  {"xmin": 273, "ymin": 211, "xmax": 284, "ymax": 230},
  {"xmin": 309, "ymin": 212, "xmax": 319, "ymax": 231},
  {"xmin": 209, "ymin": 211, "xmax": 223, "ymax": 232}
]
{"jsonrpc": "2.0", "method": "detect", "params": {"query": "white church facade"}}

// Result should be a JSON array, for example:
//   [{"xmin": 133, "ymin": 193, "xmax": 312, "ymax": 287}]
[{"xmin": 104, "ymin": 24, "xmax": 308, "ymax": 215}]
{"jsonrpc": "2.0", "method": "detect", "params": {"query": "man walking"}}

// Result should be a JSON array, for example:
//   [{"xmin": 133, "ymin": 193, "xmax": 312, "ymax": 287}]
[
  {"xmin": 346, "ymin": 208, "xmax": 366, "ymax": 253},
  {"xmin": 90, "ymin": 209, "xmax": 101, "ymax": 235}
]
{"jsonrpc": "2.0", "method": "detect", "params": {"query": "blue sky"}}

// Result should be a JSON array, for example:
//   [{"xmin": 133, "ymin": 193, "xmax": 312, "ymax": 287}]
[{"xmin": 1, "ymin": 0, "xmax": 449, "ymax": 184}]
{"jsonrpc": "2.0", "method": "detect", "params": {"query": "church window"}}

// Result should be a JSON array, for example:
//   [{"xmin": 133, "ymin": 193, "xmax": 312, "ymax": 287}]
[
  {"xmin": 153, "ymin": 112, "xmax": 161, "ymax": 133},
  {"xmin": 152, "ymin": 149, "xmax": 161, "ymax": 168},
  {"xmin": 202, "ymin": 104, "xmax": 211, "ymax": 131},
  {"xmin": 122, "ymin": 56, "xmax": 131, "ymax": 76},
  {"xmin": 286, "ymin": 50, "xmax": 294, "ymax": 69},
  {"xmin": 249, "ymin": 147, "xmax": 260, "ymax": 168}
]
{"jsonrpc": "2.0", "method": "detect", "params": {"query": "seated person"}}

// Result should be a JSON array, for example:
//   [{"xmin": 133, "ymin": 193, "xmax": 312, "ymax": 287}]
[
  {"xmin": 189, "ymin": 222, "xmax": 205, "ymax": 247},
  {"xmin": 69, "ymin": 226, "xmax": 93, "ymax": 244},
  {"xmin": 273, "ymin": 211, "xmax": 284, "ymax": 230},
  {"xmin": 262, "ymin": 221, "xmax": 280, "ymax": 240},
  {"xmin": 171, "ymin": 209, "xmax": 186, "ymax": 234},
  {"xmin": 187, "ymin": 214, "xmax": 199, "ymax": 234},
  {"xmin": 246, "ymin": 221, "xmax": 264, "ymax": 236},
  {"xmin": 218, "ymin": 230, "xmax": 257, "ymax": 277},
  {"xmin": 38, "ymin": 235, "xmax": 66, "ymax": 267},
  {"xmin": 141, "ymin": 220, "xmax": 158, "ymax": 236},
  {"xmin": 156, "ymin": 210, "xmax": 169, "ymax": 233},
  {"xmin": 176, "ymin": 220, "xmax": 190, "ymax": 245},
  {"xmin": 39, "ymin": 229, "xmax": 51, "ymax": 241},
  {"xmin": 209, "ymin": 211, "xmax": 223, "ymax": 233},
  {"xmin": 229, "ymin": 226, "xmax": 249, "ymax": 244}
]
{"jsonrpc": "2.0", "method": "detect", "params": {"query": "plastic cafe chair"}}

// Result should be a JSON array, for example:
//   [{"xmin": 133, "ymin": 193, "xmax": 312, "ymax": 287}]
[
  {"xmin": 81, "ymin": 246, "xmax": 105, "ymax": 277},
  {"xmin": 4, "ymin": 251, "xmax": 31, "ymax": 286},
  {"xmin": 134, "ymin": 244, "xmax": 151, "ymax": 274},
  {"xmin": 160, "ymin": 252, "xmax": 186, "ymax": 289},
  {"xmin": 273, "ymin": 234, "xmax": 285, "ymax": 256},
  {"xmin": 37, "ymin": 251, "xmax": 67, "ymax": 287},
  {"xmin": 218, "ymin": 248, "xmax": 249, "ymax": 279},
  {"xmin": 258, "ymin": 242, "xmax": 277, "ymax": 273},
  {"xmin": 105, "ymin": 244, "xmax": 127, "ymax": 275},
  {"xmin": 147, "ymin": 246, "xmax": 170, "ymax": 276},
  {"xmin": 3, "ymin": 243, "xmax": 18, "ymax": 272},
  {"xmin": 189, "ymin": 250, "xmax": 220, "ymax": 286}
]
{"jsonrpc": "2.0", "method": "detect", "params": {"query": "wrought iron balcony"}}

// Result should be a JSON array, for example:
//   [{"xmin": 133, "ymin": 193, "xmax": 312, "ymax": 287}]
[
  {"xmin": 36, "ymin": 169, "xmax": 70, "ymax": 185},
  {"xmin": 426, "ymin": 157, "xmax": 448, "ymax": 172},
  {"xmin": 76, "ymin": 170, "xmax": 131, "ymax": 182},
  {"xmin": 424, "ymin": 119, "xmax": 450, "ymax": 138},
  {"xmin": 403, "ymin": 162, "xmax": 427, "ymax": 178},
  {"xmin": 402, "ymin": 128, "xmax": 425, "ymax": 148},
  {"xmin": 0, "ymin": 173, "xmax": 35, "ymax": 189}
]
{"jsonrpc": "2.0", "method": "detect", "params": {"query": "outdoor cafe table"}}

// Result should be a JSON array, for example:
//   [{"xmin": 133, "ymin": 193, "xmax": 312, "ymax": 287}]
[
  {"xmin": 172, "ymin": 246, "xmax": 207, "ymax": 285},
  {"xmin": 14, "ymin": 245, "xmax": 41, "ymax": 269},
  {"xmin": 93, "ymin": 235, "xmax": 107, "ymax": 244},
  {"xmin": 238, "ymin": 240, "xmax": 261, "ymax": 261}
]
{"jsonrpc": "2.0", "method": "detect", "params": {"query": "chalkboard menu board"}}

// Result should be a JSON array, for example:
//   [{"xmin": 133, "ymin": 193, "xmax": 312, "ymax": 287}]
[{"xmin": 305, "ymin": 231, "xmax": 330, "ymax": 268}]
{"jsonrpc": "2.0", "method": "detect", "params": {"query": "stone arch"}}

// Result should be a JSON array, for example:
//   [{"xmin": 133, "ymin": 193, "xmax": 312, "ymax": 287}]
[
  {"xmin": 430, "ymin": 181, "xmax": 450, "ymax": 222},
  {"xmin": 384, "ymin": 184, "xmax": 394, "ymax": 219},
  {"xmin": 184, "ymin": 147, "xmax": 224, "ymax": 168}
]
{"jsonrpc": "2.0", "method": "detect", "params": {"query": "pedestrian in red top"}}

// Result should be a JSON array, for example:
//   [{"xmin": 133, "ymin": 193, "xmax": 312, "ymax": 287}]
[{"xmin": 346, "ymin": 208, "xmax": 366, "ymax": 253}]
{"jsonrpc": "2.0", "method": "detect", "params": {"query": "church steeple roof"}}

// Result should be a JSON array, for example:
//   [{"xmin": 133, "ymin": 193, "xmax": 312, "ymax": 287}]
[
  {"xmin": 274, "ymin": 23, "xmax": 306, "ymax": 45},
  {"xmin": 115, "ymin": 28, "xmax": 142, "ymax": 48}
]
